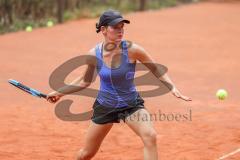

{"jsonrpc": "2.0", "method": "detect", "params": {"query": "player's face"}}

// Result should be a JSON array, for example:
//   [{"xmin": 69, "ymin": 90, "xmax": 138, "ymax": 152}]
[{"xmin": 103, "ymin": 22, "xmax": 124, "ymax": 42}]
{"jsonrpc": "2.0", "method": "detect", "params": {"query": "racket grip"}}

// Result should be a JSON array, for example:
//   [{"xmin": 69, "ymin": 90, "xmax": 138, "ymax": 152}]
[{"xmin": 40, "ymin": 93, "xmax": 47, "ymax": 99}]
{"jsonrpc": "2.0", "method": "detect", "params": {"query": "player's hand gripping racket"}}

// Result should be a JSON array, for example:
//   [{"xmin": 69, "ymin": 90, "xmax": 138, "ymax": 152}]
[{"xmin": 8, "ymin": 79, "xmax": 47, "ymax": 99}]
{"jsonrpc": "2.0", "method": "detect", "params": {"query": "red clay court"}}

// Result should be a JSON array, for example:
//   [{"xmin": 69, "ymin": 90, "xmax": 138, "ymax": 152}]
[{"xmin": 0, "ymin": 1, "xmax": 240, "ymax": 160}]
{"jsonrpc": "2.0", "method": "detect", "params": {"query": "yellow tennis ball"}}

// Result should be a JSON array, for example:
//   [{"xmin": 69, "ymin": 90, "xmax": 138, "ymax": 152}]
[
  {"xmin": 47, "ymin": 20, "xmax": 54, "ymax": 27},
  {"xmin": 216, "ymin": 89, "xmax": 228, "ymax": 100},
  {"xmin": 25, "ymin": 26, "xmax": 32, "ymax": 32}
]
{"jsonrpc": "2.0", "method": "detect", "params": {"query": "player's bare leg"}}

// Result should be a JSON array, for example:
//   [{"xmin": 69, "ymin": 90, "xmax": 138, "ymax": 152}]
[
  {"xmin": 77, "ymin": 121, "xmax": 113, "ymax": 160},
  {"xmin": 125, "ymin": 109, "xmax": 158, "ymax": 160}
]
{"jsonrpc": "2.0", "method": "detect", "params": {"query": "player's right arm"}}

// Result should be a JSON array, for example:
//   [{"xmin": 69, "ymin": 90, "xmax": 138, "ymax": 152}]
[{"xmin": 47, "ymin": 48, "xmax": 97, "ymax": 103}]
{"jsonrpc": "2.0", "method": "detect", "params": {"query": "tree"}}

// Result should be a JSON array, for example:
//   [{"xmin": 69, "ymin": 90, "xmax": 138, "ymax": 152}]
[
  {"xmin": 139, "ymin": 0, "xmax": 147, "ymax": 11},
  {"xmin": 57, "ymin": 0, "xmax": 64, "ymax": 23}
]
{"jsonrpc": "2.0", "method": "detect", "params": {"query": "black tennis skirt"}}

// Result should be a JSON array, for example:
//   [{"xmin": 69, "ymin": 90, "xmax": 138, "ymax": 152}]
[{"xmin": 91, "ymin": 94, "xmax": 145, "ymax": 124}]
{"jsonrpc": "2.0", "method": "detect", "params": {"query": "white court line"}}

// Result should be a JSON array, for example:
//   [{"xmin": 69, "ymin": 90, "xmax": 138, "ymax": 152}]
[{"xmin": 218, "ymin": 148, "xmax": 240, "ymax": 160}]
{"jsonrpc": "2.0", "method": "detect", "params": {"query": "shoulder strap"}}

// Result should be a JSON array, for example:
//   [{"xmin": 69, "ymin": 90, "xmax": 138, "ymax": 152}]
[
  {"xmin": 95, "ymin": 43, "xmax": 102, "ymax": 59},
  {"xmin": 121, "ymin": 40, "xmax": 130, "ymax": 63},
  {"xmin": 95, "ymin": 43, "xmax": 103, "ymax": 69}
]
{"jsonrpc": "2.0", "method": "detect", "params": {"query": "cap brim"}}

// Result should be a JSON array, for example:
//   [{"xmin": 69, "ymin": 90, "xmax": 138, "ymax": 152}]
[{"xmin": 108, "ymin": 18, "xmax": 130, "ymax": 26}]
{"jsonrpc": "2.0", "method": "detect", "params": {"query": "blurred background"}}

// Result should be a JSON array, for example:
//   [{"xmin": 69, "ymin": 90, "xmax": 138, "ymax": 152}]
[{"xmin": 0, "ymin": 0, "xmax": 199, "ymax": 34}]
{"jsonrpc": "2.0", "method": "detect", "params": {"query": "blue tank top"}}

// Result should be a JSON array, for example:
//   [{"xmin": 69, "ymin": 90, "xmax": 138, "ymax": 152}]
[{"xmin": 95, "ymin": 40, "xmax": 138, "ymax": 108}]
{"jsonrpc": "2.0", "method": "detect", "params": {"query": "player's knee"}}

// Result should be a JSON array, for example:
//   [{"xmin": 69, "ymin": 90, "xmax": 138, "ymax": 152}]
[
  {"xmin": 141, "ymin": 130, "xmax": 158, "ymax": 147},
  {"xmin": 76, "ymin": 149, "xmax": 96, "ymax": 160}
]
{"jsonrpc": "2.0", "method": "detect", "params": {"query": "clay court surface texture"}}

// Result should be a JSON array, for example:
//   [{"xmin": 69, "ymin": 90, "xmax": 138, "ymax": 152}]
[{"xmin": 1, "ymin": 1, "xmax": 240, "ymax": 160}]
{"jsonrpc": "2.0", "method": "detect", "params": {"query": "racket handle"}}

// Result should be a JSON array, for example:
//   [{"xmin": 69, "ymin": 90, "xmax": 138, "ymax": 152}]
[{"xmin": 40, "ymin": 93, "xmax": 47, "ymax": 99}]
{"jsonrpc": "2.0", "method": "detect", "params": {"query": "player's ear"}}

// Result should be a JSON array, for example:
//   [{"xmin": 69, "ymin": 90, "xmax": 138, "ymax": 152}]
[{"xmin": 101, "ymin": 26, "xmax": 107, "ymax": 35}]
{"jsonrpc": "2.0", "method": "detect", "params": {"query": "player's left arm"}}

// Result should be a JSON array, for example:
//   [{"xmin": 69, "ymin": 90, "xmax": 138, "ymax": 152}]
[{"xmin": 130, "ymin": 43, "xmax": 192, "ymax": 101}]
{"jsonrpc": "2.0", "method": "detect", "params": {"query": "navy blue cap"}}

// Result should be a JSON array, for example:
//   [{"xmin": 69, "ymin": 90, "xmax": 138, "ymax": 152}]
[{"xmin": 96, "ymin": 10, "xmax": 130, "ymax": 33}]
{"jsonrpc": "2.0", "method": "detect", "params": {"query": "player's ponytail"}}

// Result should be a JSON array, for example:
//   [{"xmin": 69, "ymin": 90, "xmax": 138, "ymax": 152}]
[{"xmin": 96, "ymin": 23, "xmax": 101, "ymax": 33}]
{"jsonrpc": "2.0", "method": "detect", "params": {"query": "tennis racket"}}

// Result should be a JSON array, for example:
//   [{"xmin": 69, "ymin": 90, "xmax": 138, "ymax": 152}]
[{"xmin": 8, "ymin": 79, "xmax": 47, "ymax": 99}]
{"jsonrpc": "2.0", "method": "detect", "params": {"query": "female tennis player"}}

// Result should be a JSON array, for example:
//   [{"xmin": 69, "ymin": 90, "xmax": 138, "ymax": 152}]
[{"xmin": 47, "ymin": 10, "xmax": 191, "ymax": 160}]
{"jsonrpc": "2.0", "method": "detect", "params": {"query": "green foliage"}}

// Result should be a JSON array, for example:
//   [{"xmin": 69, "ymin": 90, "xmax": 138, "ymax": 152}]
[{"xmin": 0, "ymin": 0, "xmax": 196, "ymax": 34}]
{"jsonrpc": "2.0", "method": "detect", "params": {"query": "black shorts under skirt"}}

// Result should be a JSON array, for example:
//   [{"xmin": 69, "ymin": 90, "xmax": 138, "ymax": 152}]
[{"xmin": 91, "ymin": 94, "xmax": 145, "ymax": 124}]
